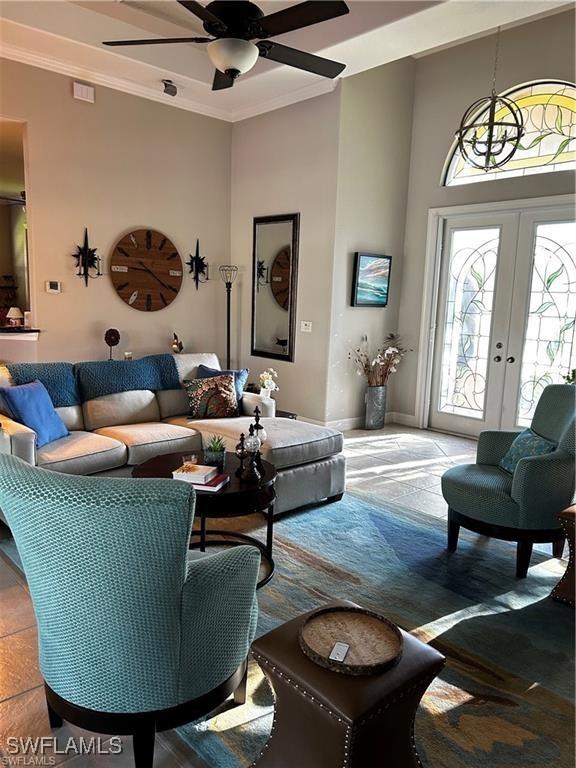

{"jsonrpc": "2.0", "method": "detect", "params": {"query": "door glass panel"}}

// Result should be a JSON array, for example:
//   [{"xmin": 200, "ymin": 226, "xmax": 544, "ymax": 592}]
[
  {"xmin": 517, "ymin": 220, "xmax": 576, "ymax": 425},
  {"xmin": 438, "ymin": 228, "xmax": 500, "ymax": 418}
]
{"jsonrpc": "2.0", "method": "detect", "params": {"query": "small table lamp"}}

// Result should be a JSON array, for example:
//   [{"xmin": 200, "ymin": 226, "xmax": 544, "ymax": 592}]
[{"xmin": 5, "ymin": 307, "xmax": 23, "ymax": 327}]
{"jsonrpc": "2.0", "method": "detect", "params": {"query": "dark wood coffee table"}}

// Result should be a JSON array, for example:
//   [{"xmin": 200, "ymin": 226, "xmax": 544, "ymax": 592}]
[{"xmin": 132, "ymin": 451, "xmax": 277, "ymax": 588}]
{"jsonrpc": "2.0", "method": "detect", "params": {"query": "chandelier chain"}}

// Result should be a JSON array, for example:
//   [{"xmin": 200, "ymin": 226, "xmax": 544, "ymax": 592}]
[{"xmin": 491, "ymin": 26, "xmax": 501, "ymax": 93}]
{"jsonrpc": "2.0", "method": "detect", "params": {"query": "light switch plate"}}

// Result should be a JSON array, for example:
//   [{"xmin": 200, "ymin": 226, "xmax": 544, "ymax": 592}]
[
  {"xmin": 301, "ymin": 321, "xmax": 312, "ymax": 333},
  {"xmin": 73, "ymin": 81, "xmax": 95, "ymax": 103}
]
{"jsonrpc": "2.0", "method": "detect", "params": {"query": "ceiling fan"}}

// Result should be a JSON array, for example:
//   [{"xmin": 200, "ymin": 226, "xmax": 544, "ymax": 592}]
[{"xmin": 103, "ymin": 0, "xmax": 349, "ymax": 91}]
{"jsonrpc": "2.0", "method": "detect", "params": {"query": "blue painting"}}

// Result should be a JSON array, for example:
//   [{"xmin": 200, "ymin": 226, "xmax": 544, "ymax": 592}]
[{"xmin": 351, "ymin": 253, "xmax": 392, "ymax": 307}]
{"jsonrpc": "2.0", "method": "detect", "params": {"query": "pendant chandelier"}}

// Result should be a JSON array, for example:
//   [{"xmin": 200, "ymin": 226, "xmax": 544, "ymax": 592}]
[{"xmin": 456, "ymin": 28, "xmax": 524, "ymax": 171}]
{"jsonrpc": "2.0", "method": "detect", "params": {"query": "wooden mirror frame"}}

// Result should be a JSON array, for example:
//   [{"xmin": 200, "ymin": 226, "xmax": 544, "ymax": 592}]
[{"xmin": 251, "ymin": 213, "xmax": 300, "ymax": 363}]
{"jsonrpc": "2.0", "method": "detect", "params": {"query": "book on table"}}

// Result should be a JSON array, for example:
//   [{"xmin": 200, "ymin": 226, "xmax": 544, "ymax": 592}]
[
  {"xmin": 190, "ymin": 473, "xmax": 230, "ymax": 493},
  {"xmin": 172, "ymin": 463, "xmax": 218, "ymax": 484}
]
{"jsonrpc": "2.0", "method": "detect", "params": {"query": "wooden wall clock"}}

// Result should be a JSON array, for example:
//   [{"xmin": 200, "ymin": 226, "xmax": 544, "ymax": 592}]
[
  {"xmin": 270, "ymin": 245, "xmax": 291, "ymax": 310},
  {"xmin": 109, "ymin": 229, "xmax": 183, "ymax": 311}
]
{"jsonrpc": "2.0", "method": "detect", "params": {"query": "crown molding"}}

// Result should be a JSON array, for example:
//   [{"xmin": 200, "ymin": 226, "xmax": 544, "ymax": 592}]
[
  {"xmin": 0, "ymin": 18, "xmax": 338, "ymax": 123},
  {"xmin": 229, "ymin": 79, "xmax": 337, "ymax": 122}
]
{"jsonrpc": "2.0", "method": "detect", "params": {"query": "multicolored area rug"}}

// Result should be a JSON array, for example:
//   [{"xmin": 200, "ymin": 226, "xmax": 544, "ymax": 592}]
[
  {"xmin": 2, "ymin": 492, "xmax": 574, "ymax": 767},
  {"xmin": 178, "ymin": 492, "xmax": 574, "ymax": 768}
]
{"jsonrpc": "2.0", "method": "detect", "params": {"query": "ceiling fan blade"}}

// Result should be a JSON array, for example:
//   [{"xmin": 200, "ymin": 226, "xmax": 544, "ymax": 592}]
[
  {"xmin": 258, "ymin": 1, "xmax": 349, "ymax": 39},
  {"xmin": 257, "ymin": 41, "xmax": 345, "ymax": 79},
  {"xmin": 212, "ymin": 69, "xmax": 235, "ymax": 91},
  {"xmin": 177, "ymin": 1, "xmax": 227, "ymax": 32},
  {"xmin": 103, "ymin": 37, "xmax": 212, "ymax": 46}
]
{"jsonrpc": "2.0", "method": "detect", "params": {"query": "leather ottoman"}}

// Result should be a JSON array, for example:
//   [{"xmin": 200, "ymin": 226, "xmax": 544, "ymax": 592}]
[{"xmin": 251, "ymin": 603, "xmax": 445, "ymax": 768}]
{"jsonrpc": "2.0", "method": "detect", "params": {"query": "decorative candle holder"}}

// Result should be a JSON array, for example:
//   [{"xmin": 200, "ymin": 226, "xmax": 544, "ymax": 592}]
[
  {"xmin": 235, "ymin": 432, "xmax": 248, "ymax": 477},
  {"xmin": 243, "ymin": 425, "xmax": 262, "ymax": 483}
]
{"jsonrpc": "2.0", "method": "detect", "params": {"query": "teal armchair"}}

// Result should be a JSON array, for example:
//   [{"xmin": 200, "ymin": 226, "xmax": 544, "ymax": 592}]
[
  {"xmin": 442, "ymin": 385, "xmax": 575, "ymax": 578},
  {"xmin": 0, "ymin": 455, "xmax": 259, "ymax": 767}
]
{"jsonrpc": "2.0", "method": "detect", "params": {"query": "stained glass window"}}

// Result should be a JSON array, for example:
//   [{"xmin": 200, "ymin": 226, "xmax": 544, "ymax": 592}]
[{"xmin": 443, "ymin": 80, "xmax": 576, "ymax": 186}]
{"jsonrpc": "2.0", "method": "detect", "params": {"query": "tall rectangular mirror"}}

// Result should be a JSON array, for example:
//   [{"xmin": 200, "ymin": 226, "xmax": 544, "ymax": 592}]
[
  {"xmin": 251, "ymin": 213, "xmax": 299, "ymax": 362},
  {"xmin": 0, "ymin": 120, "xmax": 29, "ymax": 323}
]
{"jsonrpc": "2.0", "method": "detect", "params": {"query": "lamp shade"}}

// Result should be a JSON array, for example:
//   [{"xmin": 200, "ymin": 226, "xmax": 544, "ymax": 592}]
[
  {"xmin": 219, "ymin": 265, "xmax": 239, "ymax": 285},
  {"xmin": 6, "ymin": 307, "xmax": 23, "ymax": 320},
  {"xmin": 207, "ymin": 38, "xmax": 259, "ymax": 76}
]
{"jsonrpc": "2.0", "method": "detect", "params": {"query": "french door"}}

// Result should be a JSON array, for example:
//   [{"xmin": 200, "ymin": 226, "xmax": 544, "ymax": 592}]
[{"xmin": 429, "ymin": 204, "xmax": 576, "ymax": 437}]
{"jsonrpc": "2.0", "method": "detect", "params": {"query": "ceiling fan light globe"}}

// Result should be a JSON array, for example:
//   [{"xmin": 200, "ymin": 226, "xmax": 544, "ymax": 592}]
[{"xmin": 207, "ymin": 38, "xmax": 259, "ymax": 76}]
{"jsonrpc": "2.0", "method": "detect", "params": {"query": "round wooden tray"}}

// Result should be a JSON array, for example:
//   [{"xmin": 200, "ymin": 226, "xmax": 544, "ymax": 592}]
[{"xmin": 298, "ymin": 606, "xmax": 403, "ymax": 676}]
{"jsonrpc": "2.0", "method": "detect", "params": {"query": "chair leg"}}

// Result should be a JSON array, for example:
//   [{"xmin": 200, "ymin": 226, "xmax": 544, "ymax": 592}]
[
  {"xmin": 552, "ymin": 537, "xmax": 566, "ymax": 559},
  {"xmin": 516, "ymin": 540, "xmax": 533, "ymax": 579},
  {"xmin": 133, "ymin": 725, "xmax": 155, "ymax": 768},
  {"xmin": 447, "ymin": 509, "xmax": 460, "ymax": 553},
  {"xmin": 46, "ymin": 700, "xmax": 63, "ymax": 729},
  {"xmin": 234, "ymin": 665, "xmax": 248, "ymax": 706}
]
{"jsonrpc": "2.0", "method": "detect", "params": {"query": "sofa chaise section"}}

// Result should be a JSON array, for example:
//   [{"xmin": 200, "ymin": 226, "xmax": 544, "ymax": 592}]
[{"xmin": 0, "ymin": 354, "xmax": 346, "ymax": 515}]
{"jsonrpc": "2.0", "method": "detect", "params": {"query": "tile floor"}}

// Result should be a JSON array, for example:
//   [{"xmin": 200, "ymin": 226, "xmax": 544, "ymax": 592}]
[{"xmin": 0, "ymin": 425, "xmax": 486, "ymax": 767}]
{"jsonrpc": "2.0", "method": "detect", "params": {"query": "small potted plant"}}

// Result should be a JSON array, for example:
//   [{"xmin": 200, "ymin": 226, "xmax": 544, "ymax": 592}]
[
  {"xmin": 259, "ymin": 367, "xmax": 279, "ymax": 399},
  {"xmin": 204, "ymin": 434, "xmax": 226, "ymax": 471}
]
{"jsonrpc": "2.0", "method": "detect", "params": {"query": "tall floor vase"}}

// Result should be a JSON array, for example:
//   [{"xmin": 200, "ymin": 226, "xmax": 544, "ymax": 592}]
[{"xmin": 365, "ymin": 385, "xmax": 387, "ymax": 430}]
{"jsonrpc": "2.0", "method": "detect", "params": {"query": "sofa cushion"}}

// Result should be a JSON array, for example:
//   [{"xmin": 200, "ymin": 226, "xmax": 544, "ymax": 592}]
[
  {"xmin": 55, "ymin": 405, "xmax": 85, "ymax": 431},
  {"xmin": 169, "ymin": 416, "xmax": 343, "ymax": 470},
  {"xmin": 0, "ymin": 381, "xmax": 69, "ymax": 448},
  {"xmin": 6, "ymin": 362, "xmax": 80, "ymax": 407},
  {"xmin": 156, "ymin": 388, "xmax": 189, "ymax": 420},
  {"xmin": 83, "ymin": 390, "xmax": 160, "ymax": 431},
  {"xmin": 172, "ymin": 353, "xmax": 220, "ymax": 383},
  {"xmin": 95, "ymin": 422, "xmax": 202, "ymax": 465},
  {"xmin": 183, "ymin": 375, "xmax": 239, "ymax": 419},
  {"xmin": 75, "ymin": 354, "xmax": 179, "ymax": 401},
  {"xmin": 37, "ymin": 431, "xmax": 127, "ymax": 475}
]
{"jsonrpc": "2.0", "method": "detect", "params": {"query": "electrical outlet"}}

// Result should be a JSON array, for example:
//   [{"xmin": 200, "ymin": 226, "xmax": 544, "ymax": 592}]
[{"xmin": 301, "ymin": 321, "xmax": 312, "ymax": 333}]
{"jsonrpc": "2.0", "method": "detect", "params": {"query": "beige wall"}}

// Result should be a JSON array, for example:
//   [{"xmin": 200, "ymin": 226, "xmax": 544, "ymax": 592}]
[
  {"xmin": 231, "ymin": 91, "xmax": 341, "ymax": 422},
  {"xmin": 396, "ymin": 10, "xmax": 576, "ymax": 418},
  {"xmin": 0, "ymin": 207, "xmax": 12, "ymax": 276},
  {"xmin": 327, "ymin": 59, "xmax": 416, "ymax": 424},
  {"xmin": 0, "ymin": 59, "xmax": 231, "ymax": 362}
]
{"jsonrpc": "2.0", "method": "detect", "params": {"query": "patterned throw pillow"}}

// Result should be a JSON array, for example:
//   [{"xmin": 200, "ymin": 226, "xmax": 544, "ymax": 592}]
[
  {"xmin": 197, "ymin": 364, "xmax": 249, "ymax": 403},
  {"xmin": 183, "ymin": 374, "xmax": 239, "ymax": 419},
  {"xmin": 499, "ymin": 428, "xmax": 556, "ymax": 474}
]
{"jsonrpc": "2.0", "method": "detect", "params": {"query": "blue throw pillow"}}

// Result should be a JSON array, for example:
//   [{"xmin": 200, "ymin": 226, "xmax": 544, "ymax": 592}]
[
  {"xmin": 0, "ymin": 380, "xmax": 69, "ymax": 448},
  {"xmin": 499, "ymin": 428, "xmax": 556, "ymax": 474},
  {"xmin": 197, "ymin": 364, "xmax": 249, "ymax": 403}
]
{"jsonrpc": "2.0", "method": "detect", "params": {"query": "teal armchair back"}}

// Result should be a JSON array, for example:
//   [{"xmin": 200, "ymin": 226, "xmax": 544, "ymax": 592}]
[
  {"xmin": 0, "ymin": 455, "xmax": 259, "ymax": 714},
  {"xmin": 442, "ymin": 384, "xmax": 575, "ymax": 577}
]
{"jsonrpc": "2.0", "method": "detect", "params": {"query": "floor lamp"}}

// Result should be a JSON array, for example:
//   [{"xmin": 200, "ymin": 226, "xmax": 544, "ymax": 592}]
[{"xmin": 219, "ymin": 265, "xmax": 238, "ymax": 369}]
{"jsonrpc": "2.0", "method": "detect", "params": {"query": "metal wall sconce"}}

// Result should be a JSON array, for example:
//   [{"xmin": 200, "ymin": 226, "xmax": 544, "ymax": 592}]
[
  {"xmin": 256, "ymin": 260, "xmax": 269, "ymax": 292},
  {"xmin": 186, "ymin": 239, "xmax": 210, "ymax": 290},
  {"xmin": 72, "ymin": 228, "xmax": 102, "ymax": 287}
]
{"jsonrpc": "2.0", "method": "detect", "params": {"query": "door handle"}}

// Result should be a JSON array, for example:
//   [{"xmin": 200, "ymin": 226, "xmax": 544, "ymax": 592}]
[
  {"xmin": 506, "ymin": 356, "xmax": 515, "ymax": 363},
  {"xmin": 493, "ymin": 355, "xmax": 502, "ymax": 362}
]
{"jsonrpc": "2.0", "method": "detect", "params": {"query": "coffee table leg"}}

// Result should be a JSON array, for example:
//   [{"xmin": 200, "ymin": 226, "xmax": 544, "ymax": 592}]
[
  {"xmin": 266, "ymin": 504, "xmax": 274, "ymax": 559},
  {"xmin": 200, "ymin": 514, "xmax": 206, "ymax": 553}
]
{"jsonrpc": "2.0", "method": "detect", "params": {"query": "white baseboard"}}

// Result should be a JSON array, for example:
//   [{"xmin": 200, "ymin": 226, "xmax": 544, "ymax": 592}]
[
  {"xmin": 386, "ymin": 412, "xmax": 419, "ymax": 427},
  {"xmin": 299, "ymin": 413, "xmax": 418, "ymax": 430}
]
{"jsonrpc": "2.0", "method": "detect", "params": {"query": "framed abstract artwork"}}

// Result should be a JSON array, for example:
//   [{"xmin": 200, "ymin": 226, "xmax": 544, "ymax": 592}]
[{"xmin": 351, "ymin": 253, "xmax": 392, "ymax": 307}]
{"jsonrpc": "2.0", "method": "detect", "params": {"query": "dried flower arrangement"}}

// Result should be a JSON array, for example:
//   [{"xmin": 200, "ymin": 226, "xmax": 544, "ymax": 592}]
[{"xmin": 349, "ymin": 333, "xmax": 407, "ymax": 387}]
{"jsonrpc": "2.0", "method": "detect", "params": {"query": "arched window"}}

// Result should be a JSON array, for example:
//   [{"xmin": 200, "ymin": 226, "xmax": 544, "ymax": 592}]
[{"xmin": 443, "ymin": 80, "xmax": 576, "ymax": 186}]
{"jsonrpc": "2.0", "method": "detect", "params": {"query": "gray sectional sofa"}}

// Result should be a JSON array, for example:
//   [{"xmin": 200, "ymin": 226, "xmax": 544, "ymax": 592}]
[{"xmin": 0, "ymin": 353, "xmax": 345, "ymax": 514}]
